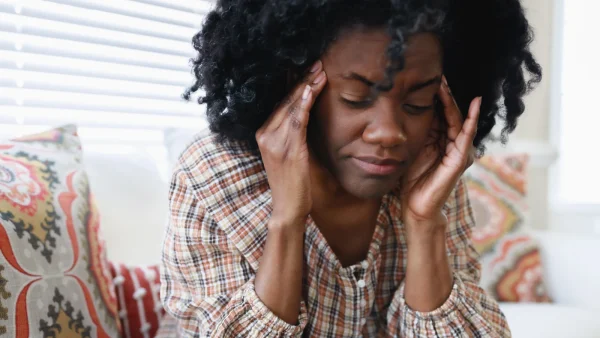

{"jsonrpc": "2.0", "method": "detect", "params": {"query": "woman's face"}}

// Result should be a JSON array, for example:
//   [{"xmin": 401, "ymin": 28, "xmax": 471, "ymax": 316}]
[{"xmin": 309, "ymin": 28, "xmax": 443, "ymax": 199}]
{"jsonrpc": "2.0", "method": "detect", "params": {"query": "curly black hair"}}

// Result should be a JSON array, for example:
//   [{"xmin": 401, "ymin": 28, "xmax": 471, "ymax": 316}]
[{"xmin": 184, "ymin": 0, "xmax": 541, "ymax": 153}]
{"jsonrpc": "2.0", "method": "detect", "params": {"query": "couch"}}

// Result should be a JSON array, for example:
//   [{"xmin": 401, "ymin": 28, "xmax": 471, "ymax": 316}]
[
  {"xmin": 501, "ymin": 231, "xmax": 600, "ymax": 337},
  {"xmin": 82, "ymin": 133, "xmax": 600, "ymax": 338},
  {"xmin": 3, "ymin": 127, "xmax": 599, "ymax": 337}
]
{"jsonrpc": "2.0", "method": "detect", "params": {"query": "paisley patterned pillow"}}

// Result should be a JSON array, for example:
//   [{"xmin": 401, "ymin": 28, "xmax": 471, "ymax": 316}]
[
  {"xmin": 465, "ymin": 153, "xmax": 551, "ymax": 302},
  {"xmin": 0, "ymin": 125, "xmax": 121, "ymax": 337}
]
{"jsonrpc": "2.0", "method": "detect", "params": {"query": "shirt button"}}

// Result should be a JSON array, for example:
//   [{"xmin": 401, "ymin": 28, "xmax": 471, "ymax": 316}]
[
  {"xmin": 361, "ymin": 318, "xmax": 367, "ymax": 325},
  {"xmin": 360, "ymin": 300, "xmax": 367, "ymax": 307},
  {"xmin": 357, "ymin": 279, "xmax": 366, "ymax": 288}
]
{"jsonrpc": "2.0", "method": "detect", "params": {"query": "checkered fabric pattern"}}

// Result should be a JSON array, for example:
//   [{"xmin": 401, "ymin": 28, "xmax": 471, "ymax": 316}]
[{"xmin": 158, "ymin": 132, "xmax": 510, "ymax": 337}]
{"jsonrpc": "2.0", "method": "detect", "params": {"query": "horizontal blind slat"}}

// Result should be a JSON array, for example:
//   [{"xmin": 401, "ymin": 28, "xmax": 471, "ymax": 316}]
[
  {"xmin": 0, "ymin": 69, "xmax": 188, "ymax": 100},
  {"xmin": 0, "ymin": 51, "xmax": 193, "ymax": 86},
  {"xmin": 0, "ymin": 106, "xmax": 207, "ymax": 129},
  {"xmin": 0, "ymin": 124, "xmax": 167, "ymax": 144},
  {"xmin": 0, "ymin": 31, "xmax": 190, "ymax": 70},
  {"xmin": 0, "ymin": 0, "xmax": 198, "ymax": 40},
  {"xmin": 49, "ymin": 0, "xmax": 208, "ymax": 27},
  {"xmin": 0, "ymin": 88, "xmax": 203, "ymax": 115},
  {"xmin": 0, "ymin": 12, "xmax": 194, "ymax": 56},
  {"xmin": 132, "ymin": 0, "xmax": 213, "ymax": 13}
]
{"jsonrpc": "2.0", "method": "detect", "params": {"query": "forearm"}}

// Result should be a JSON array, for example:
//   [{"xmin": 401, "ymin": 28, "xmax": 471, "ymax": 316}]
[
  {"xmin": 404, "ymin": 220, "xmax": 453, "ymax": 312},
  {"xmin": 255, "ymin": 218, "xmax": 305, "ymax": 324}
]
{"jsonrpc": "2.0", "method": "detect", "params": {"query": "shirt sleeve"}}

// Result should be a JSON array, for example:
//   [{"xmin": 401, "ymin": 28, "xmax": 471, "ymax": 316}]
[
  {"xmin": 383, "ymin": 178, "xmax": 511, "ymax": 338},
  {"xmin": 160, "ymin": 165, "xmax": 308, "ymax": 337}
]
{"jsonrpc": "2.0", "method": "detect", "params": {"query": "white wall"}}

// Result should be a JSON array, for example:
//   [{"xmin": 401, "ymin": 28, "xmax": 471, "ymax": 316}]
[
  {"xmin": 518, "ymin": 0, "xmax": 600, "ymax": 235},
  {"xmin": 512, "ymin": 0, "xmax": 555, "ymax": 230},
  {"xmin": 516, "ymin": 0, "xmax": 554, "ymax": 142}
]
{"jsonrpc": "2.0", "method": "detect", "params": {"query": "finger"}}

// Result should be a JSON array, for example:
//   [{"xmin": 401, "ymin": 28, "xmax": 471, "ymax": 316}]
[
  {"xmin": 438, "ymin": 75, "xmax": 463, "ymax": 141},
  {"xmin": 288, "ymin": 84, "xmax": 313, "ymax": 131},
  {"xmin": 465, "ymin": 146, "xmax": 476, "ymax": 170},
  {"xmin": 268, "ymin": 60, "xmax": 324, "ymax": 129},
  {"xmin": 454, "ymin": 97, "xmax": 482, "ymax": 154},
  {"xmin": 287, "ymin": 71, "xmax": 328, "ymax": 132}
]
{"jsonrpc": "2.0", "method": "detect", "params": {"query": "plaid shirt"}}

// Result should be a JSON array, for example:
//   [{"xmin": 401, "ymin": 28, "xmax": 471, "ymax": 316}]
[{"xmin": 158, "ymin": 132, "xmax": 510, "ymax": 337}]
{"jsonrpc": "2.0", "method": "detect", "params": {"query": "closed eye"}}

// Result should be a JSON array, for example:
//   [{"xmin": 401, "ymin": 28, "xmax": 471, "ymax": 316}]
[
  {"xmin": 342, "ymin": 97, "xmax": 373, "ymax": 109},
  {"xmin": 343, "ymin": 97, "xmax": 438, "ymax": 113},
  {"xmin": 404, "ymin": 96, "xmax": 439, "ymax": 115},
  {"xmin": 404, "ymin": 104, "xmax": 434, "ymax": 113}
]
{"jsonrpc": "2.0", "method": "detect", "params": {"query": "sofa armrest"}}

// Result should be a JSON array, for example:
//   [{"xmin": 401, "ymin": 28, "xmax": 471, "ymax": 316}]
[{"xmin": 533, "ymin": 230, "xmax": 600, "ymax": 310}]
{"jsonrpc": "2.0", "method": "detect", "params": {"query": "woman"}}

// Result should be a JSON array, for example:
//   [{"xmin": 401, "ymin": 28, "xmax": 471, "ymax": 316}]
[{"xmin": 159, "ymin": 0, "xmax": 541, "ymax": 336}]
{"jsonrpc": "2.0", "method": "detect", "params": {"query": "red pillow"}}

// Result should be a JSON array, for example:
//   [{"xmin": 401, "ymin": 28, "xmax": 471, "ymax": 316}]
[{"xmin": 109, "ymin": 262, "xmax": 165, "ymax": 338}]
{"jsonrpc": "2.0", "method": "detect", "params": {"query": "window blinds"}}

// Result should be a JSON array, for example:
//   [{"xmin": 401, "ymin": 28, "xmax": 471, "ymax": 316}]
[{"xmin": 0, "ymin": 0, "xmax": 211, "ymax": 141}]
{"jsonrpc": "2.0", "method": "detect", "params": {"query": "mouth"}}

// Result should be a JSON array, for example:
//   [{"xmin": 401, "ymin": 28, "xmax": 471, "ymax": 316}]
[{"xmin": 351, "ymin": 156, "xmax": 406, "ymax": 176}]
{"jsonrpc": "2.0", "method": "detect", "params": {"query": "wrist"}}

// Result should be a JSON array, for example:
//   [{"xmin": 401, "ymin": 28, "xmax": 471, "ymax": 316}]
[
  {"xmin": 404, "ymin": 213, "xmax": 447, "ymax": 254},
  {"xmin": 268, "ymin": 216, "xmax": 306, "ymax": 235},
  {"xmin": 404, "ymin": 211, "xmax": 447, "ymax": 238}
]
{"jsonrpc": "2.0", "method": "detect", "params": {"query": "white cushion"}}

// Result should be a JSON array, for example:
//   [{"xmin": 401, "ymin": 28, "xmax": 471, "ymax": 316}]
[
  {"xmin": 533, "ymin": 231, "xmax": 600, "ymax": 310},
  {"xmin": 500, "ymin": 303, "xmax": 600, "ymax": 338},
  {"xmin": 164, "ymin": 127, "xmax": 206, "ymax": 170},
  {"xmin": 83, "ymin": 145, "xmax": 169, "ymax": 265}
]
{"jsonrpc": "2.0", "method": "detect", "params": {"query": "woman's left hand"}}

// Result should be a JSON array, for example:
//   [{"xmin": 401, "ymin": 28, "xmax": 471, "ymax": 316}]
[{"xmin": 401, "ymin": 76, "xmax": 481, "ymax": 229}]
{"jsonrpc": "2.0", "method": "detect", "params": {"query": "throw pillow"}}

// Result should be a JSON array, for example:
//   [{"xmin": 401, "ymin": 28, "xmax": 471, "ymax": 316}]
[
  {"xmin": 83, "ymin": 148, "xmax": 168, "ymax": 266},
  {"xmin": 109, "ymin": 262, "xmax": 164, "ymax": 338},
  {"xmin": 465, "ymin": 153, "xmax": 551, "ymax": 302},
  {"xmin": 0, "ymin": 125, "xmax": 121, "ymax": 337}
]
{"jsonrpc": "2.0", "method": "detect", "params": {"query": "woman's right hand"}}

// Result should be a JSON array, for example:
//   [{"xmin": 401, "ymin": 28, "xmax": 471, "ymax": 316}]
[{"xmin": 255, "ymin": 60, "xmax": 327, "ymax": 228}]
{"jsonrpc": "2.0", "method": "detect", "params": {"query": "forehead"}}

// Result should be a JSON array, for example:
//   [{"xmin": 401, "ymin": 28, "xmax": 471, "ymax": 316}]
[{"xmin": 322, "ymin": 28, "xmax": 442, "ymax": 81}]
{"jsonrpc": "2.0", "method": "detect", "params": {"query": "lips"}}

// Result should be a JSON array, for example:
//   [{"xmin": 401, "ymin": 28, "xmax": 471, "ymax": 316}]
[{"xmin": 351, "ymin": 156, "xmax": 406, "ymax": 176}]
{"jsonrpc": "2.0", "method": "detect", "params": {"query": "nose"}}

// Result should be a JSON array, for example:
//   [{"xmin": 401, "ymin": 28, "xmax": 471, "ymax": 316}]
[{"xmin": 362, "ymin": 106, "xmax": 407, "ymax": 148}]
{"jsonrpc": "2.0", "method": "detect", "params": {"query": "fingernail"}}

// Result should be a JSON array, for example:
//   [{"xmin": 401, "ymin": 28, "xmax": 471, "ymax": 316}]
[
  {"xmin": 312, "ymin": 71, "xmax": 325, "ymax": 85},
  {"xmin": 302, "ymin": 85, "xmax": 311, "ymax": 100},
  {"xmin": 310, "ymin": 60, "xmax": 322, "ymax": 73},
  {"xmin": 478, "ymin": 96, "xmax": 483, "ymax": 108},
  {"xmin": 442, "ymin": 75, "xmax": 448, "ymax": 86}
]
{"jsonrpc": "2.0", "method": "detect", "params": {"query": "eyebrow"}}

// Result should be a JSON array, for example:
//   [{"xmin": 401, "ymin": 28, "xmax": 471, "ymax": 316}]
[
  {"xmin": 341, "ymin": 72, "xmax": 376, "ymax": 86},
  {"xmin": 341, "ymin": 72, "xmax": 442, "ymax": 93},
  {"xmin": 407, "ymin": 76, "xmax": 442, "ymax": 93}
]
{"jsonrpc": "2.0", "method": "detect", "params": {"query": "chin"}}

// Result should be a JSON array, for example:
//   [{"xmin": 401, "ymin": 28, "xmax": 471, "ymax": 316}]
[{"xmin": 339, "ymin": 176, "xmax": 396, "ymax": 200}]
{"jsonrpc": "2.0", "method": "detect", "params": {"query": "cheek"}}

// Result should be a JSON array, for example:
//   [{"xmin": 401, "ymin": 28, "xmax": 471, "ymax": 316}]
[
  {"xmin": 312, "ymin": 89, "xmax": 360, "ymax": 147},
  {"xmin": 404, "ymin": 114, "xmax": 437, "ymax": 152}
]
